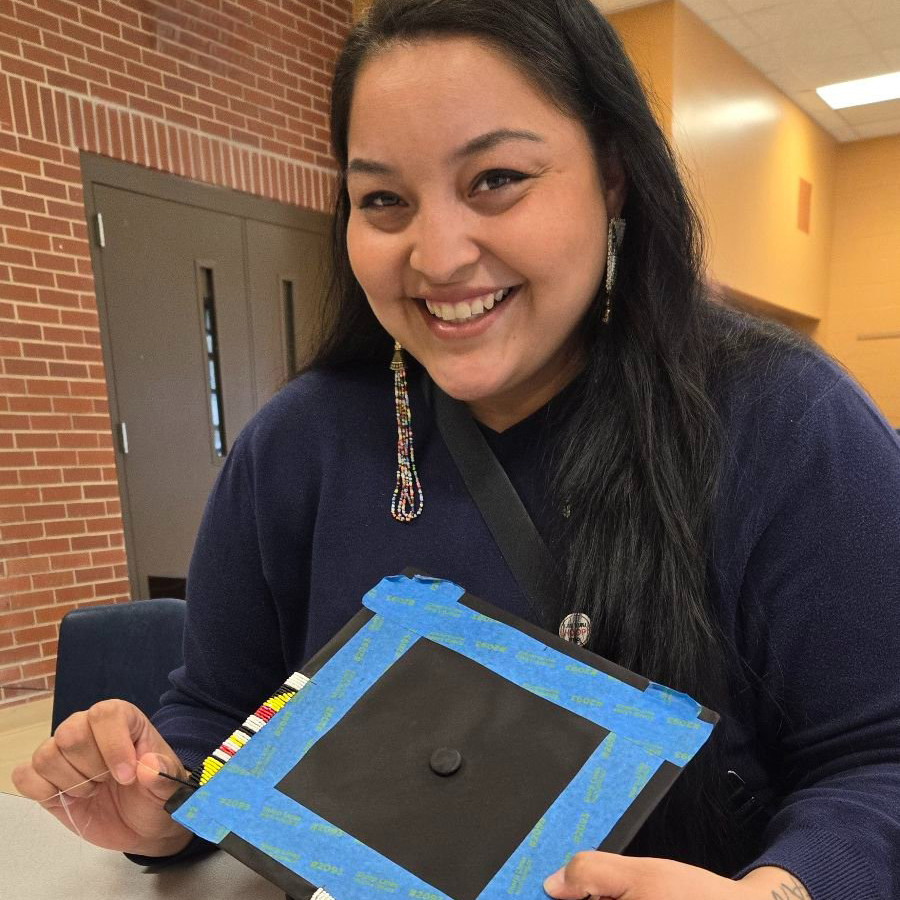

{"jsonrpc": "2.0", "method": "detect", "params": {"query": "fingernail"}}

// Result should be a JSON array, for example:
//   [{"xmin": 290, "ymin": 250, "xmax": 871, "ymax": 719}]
[
  {"xmin": 115, "ymin": 763, "xmax": 134, "ymax": 784},
  {"xmin": 543, "ymin": 870, "xmax": 564, "ymax": 895}
]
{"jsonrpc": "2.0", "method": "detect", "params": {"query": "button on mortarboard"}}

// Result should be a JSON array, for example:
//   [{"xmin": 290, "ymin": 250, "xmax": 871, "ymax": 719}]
[{"xmin": 429, "ymin": 747, "xmax": 462, "ymax": 776}]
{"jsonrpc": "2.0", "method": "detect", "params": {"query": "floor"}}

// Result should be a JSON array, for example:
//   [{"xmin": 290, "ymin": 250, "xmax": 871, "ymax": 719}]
[{"xmin": 0, "ymin": 697, "xmax": 53, "ymax": 794}]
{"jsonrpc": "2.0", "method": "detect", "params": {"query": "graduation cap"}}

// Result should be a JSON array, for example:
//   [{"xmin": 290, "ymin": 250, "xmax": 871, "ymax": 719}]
[{"xmin": 166, "ymin": 573, "xmax": 717, "ymax": 900}]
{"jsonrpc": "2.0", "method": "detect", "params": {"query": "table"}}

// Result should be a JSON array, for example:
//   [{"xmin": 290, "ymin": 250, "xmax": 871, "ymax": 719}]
[{"xmin": 0, "ymin": 790, "xmax": 285, "ymax": 898}]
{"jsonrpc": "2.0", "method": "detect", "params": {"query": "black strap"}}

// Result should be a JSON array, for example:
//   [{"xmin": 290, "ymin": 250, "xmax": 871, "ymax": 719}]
[{"xmin": 425, "ymin": 377, "xmax": 562, "ymax": 623}]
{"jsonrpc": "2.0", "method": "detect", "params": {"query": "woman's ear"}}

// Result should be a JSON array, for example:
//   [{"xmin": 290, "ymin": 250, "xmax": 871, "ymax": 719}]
[{"xmin": 600, "ymin": 149, "xmax": 627, "ymax": 219}]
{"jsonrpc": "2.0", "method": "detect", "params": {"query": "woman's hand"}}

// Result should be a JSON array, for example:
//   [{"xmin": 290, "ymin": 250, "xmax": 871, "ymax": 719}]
[
  {"xmin": 543, "ymin": 853, "xmax": 811, "ymax": 900},
  {"xmin": 12, "ymin": 699, "xmax": 194, "ymax": 857}
]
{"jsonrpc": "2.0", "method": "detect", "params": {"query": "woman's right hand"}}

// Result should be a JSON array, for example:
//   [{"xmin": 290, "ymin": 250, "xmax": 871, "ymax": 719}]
[{"xmin": 11, "ymin": 699, "xmax": 194, "ymax": 857}]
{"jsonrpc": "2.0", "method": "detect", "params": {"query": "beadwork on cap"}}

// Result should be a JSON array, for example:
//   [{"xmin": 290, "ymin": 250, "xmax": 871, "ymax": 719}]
[{"xmin": 192, "ymin": 671, "xmax": 310, "ymax": 787}]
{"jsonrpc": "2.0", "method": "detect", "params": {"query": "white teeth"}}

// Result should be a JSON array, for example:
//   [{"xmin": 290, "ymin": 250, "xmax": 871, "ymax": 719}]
[{"xmin": 424, "ymin": 285, "xmax": 516, "ymax": 321}]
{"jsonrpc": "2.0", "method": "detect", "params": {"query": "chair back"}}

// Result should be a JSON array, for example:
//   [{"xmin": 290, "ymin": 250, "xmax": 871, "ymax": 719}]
[{"xmin": 51, "ymin": 597, "xmax": 186, "ymax": 733}]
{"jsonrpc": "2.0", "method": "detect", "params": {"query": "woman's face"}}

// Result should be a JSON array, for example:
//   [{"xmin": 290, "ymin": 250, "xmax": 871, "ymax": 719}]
[{"xmin": 345, "ymin": 37, "xmax": 625, "ymax": 429}]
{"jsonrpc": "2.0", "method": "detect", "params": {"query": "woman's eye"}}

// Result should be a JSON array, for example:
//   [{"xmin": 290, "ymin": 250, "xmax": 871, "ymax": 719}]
[
  {"xmin": 360, "ymin": 193, "xmax": 402, "ymax": 209},
  {"xmin": 472, "ymin": 170, "xmax": 528, "ymax": 193}
]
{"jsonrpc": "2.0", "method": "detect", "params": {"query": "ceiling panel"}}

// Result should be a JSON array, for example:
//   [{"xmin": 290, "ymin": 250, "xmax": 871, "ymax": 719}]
[{"xmin": 594, "ymin": 0, "xmax": 900, "ymax": 141}]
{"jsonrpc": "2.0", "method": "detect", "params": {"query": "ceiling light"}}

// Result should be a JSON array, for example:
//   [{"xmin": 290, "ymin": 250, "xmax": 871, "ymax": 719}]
[{"xmin": 817, "ymin": 71, "xmax": 900, "ymax": 110}]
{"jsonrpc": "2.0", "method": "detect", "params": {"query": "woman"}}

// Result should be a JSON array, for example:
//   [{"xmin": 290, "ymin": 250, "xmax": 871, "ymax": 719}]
[{"xmin": 14, "ymin": 1, "xmax": 900, "ymax": 897}]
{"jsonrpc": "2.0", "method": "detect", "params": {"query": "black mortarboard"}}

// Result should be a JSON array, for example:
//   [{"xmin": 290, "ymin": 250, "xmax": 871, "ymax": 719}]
[{"xmin": 166, "ymin": 573, "xmax": 717, "ymax": 900}]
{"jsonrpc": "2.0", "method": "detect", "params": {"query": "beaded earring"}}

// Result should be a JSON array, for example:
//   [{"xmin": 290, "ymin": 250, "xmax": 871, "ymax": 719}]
[
  {"xmin": 390, "ymin": 341, "xmax": 424, "ymax": 522},
  {"xmin": 602, "ymin": 217, "xmax": 626, "ymax": 325}
]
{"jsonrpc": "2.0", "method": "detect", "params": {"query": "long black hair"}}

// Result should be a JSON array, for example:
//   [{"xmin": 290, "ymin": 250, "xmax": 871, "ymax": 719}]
[{"xmin": 309, "ymin": 0, "xmax": 798, "ymax": 872}]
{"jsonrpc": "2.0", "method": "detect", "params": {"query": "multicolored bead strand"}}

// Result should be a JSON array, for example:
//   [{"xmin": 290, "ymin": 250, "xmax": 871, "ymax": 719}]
[
  {"xmin": 390, "ymin": 341, "xmax": 424, "ymax": 522},
  {"xmin": 191, "ymin": 671, "xmax": 309, "ymax": 787}
]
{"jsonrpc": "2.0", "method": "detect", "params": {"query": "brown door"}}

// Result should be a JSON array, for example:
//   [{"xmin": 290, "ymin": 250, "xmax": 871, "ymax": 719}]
[
  {"xmin": 246, "ymin": 218, "xmax": 327, "ymax": 401},
  {"xmin": 85, "ymin": 156, "xmax": 328, "ymax": 600},
  {"xmin": 93, "ymin": 184, "xmax": 256, "ymax": 600}
]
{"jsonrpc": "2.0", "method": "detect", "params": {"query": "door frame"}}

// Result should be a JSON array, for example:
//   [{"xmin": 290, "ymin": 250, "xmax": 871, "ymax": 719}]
[{"xmin": 80, "ymin": 152, "xmax": 330, "ymax": 600}]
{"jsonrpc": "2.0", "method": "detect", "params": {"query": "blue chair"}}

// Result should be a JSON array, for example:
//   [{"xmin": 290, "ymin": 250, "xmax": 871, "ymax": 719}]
[{"xmin": 51, "ymin": 597, "xmax": 186, "ymax": 734}]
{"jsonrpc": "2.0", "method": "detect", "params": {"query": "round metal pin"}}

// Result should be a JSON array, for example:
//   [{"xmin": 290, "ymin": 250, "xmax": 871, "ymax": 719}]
[{"xmin": 558, "ymin": 612, "xmax": 591, "ymax": 646}]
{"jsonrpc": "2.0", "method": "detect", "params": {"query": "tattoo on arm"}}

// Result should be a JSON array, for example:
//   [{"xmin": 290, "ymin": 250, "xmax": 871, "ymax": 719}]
[{"xmin": 770, "ymin": 879, "xmax": 809, "ymax": 900}]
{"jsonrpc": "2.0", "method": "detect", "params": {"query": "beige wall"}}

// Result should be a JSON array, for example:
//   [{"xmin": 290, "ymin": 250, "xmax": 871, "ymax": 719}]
[
  {"xmin": 825, "ymin": 136, "xmax": 900, "ymax": 425},
  {"xmin": 671, "ymin": 4, "xmax": 837, "ymax": 327},
  {"xmin": 611, "ymin": 2, "xmax": 838, "ymax": 329}
]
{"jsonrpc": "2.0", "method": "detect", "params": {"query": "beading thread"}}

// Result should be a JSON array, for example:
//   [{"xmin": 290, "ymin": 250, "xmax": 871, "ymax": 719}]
[{"xmin": 390, "ymin": 341, "xmax": 424, "ymax": 522}]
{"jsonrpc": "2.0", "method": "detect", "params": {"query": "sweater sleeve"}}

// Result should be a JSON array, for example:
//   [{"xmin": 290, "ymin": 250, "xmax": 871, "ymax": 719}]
[
  {"xmin": 735, "ymin": 370, "xmax": 900, "ymax": 900},
  {"xmin": 150, "ymin": 426, "xmax": 292, "ymax": 773}
]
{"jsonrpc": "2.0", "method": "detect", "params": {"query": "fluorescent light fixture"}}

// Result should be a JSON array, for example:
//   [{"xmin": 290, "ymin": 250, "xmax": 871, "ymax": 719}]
[{"xmin": 817, "ymin": 71, "xmax": 900, "ymax": 110}]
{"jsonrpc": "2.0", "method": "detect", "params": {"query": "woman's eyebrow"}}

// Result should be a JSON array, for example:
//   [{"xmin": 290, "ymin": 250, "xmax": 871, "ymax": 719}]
[{"xmin": 346, "ymin": 128, "xmax": 545, "ymax": 176}]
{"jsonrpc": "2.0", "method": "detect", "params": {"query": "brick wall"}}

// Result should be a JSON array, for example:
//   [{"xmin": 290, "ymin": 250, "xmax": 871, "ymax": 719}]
[{"xmin": 0, "ymin": 0, "xmax": 350, "ymax": 708}]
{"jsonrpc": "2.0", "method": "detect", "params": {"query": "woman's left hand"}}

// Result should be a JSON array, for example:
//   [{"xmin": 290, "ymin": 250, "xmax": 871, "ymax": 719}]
[{"xmin": 543, "ymin": 853, "xmax": 810, "ymax": 900}]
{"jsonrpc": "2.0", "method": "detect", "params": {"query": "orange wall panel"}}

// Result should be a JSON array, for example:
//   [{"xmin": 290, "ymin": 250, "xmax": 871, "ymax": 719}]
[
  {"xmin": 825, "ymin": 136, "xmax": 900, "ymax": 425},
  {"xmin": 669, "ymin": 2, "xmax": 837, "ymax": 324}
]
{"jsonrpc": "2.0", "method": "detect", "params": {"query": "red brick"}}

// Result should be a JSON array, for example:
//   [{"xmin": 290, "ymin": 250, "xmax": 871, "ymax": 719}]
[
  {"xmin": 31, "ymin": 571, "xmax": 74, "ymax": 590},
  {"xmin": 8, "ymin": 396, "xmax": 52, "ymax": 412},
  {"xmin": 0, "ymin": 209, "xmax": 27, "ymax": 231},
  {"xmin": 25, "ymin": 378, "xmax": 70, "ymax": 396},
  {"xmin": 51, "ymin": 396, "xmax": 93, "ymax": 414},
  {"xmin": 19, "ymin": 470, "xmax": 63, "ymax": 489},
  {"xmin": 44, "ymin": 519, "xmax": 86, "ymax": 537},
  {"xmin": 66, "ymin": 500, "xmax": 106, "ymax": 518},
  {"xmin": 11, "ymin": 266, "xmax": 55, "ymax": 287},
  {"xmin": 23, "ymin": 175, "xmax": 69, "ymax": 201},
  {"xmin": 23, "ymin": 342, "xmax": 66, "ymax": 361},
  {"xmin": 4, "ymin": 358, "xmax": 48, "ymax": 377},
  {"xmin": 0, "ymin": 450, "xmax": 35, "ymax": 467},
  {"xmin": 1, "ymin": 524, "xmax": 44, "ymax": 546},
  {"xmin": 0, "ymin": 610, "xmax": 37, "ymax": 632},
  {"xmin": 49, "ymin": 551, "xmax": 92, "ymax": 571},
  {"xmin": 70, "ymin": 534, "xmax": 108, "ymax": 551},
  {"xmin": 58, "ymin": 430, "xmax": 99, "ymax": 448},
  {"xmin": 33, "ymin": 252, "xmax": 77, "ymax": 273},
  {"xmin": 15, "ymin": 432, "xmax": 59, "ymax": 448},
  {"xmin": 34, "ymin": 451, "xmax": 76, "ymax": 468},
  {"xmin": 46, "ymin": 69, "xmax": 89, "ymax": 95},
  {"xmin": 26, "ymin": 537, "xmax": 71, "ymax": 557},
  {"xmin": 41, "ymin": 486, "xmax": 82, "ymax": 500},
  {"xmin": 28, "ymin": 214, "xmax": 71, "ymax": 236}
]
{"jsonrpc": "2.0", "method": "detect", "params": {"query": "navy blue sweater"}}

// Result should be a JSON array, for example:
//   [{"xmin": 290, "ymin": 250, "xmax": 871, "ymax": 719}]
[{"xmin": 154, "ymin": 343, "xmax": 900, "ymax": 899}]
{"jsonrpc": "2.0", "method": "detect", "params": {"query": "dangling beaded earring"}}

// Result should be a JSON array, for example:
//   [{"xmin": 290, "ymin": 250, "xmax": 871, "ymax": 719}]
[
  {"xmin": 390, "ymin": 341, "xmax": 424, "ymax": 522},
  {"xmin": 602, "ymin": 217, "xmax": 626, "ymax": 325}
]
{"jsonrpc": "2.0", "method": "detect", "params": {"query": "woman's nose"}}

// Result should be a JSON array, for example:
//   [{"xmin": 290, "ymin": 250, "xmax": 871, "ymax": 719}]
[{"xmin": 408, "ymin": 208, "xmax": 481, "ymax": 284}]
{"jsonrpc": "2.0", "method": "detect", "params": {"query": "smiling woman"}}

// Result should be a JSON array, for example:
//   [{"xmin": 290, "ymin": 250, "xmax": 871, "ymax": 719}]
[{"xmin": 13, "ymin": 1, "xmax": 900, "ymax": 899}]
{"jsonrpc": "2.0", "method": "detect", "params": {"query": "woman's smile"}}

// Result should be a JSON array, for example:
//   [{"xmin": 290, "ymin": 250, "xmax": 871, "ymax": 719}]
[{"xmin": 415, "ymin": 284, "xmax": 521, "ymax": 339}]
